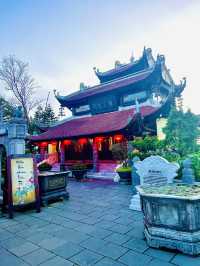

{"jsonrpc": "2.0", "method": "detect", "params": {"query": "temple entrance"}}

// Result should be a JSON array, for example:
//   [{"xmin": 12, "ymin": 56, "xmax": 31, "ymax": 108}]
[
  {"xmin": 64, "ymin": 139, "xmax": 93, "ymax": 161},
  {"xmin": 98, "ymin": 138, "xmax": 113, "ymax": 160}
]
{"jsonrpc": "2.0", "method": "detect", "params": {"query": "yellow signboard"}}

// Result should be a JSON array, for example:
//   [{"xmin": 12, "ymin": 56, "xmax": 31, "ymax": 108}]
[{"xmin": 11, "ymin": 157, "xmax": 36, "ymax": 206}]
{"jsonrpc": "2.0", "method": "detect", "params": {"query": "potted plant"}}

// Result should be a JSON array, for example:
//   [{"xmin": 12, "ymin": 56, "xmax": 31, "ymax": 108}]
[
  {"xmin": 38, "ymin": 162, "xmax": 52, "ymax": 172},
  {"xmin": 71, "ymin": 163, "xmax": 87, "ymax": 181},
  {"xmin": 116, "ymin": 164, "xmax": 132, "ymax": 184},
  {"xmin": 112, "ymin": 143, "xmax": 131, "ymax": 184}
]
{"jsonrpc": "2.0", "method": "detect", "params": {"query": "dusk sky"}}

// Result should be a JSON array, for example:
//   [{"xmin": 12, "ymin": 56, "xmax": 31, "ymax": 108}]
[{"xmin": 0, "ymin": 0, "xmax": 199, "ymax": 116}]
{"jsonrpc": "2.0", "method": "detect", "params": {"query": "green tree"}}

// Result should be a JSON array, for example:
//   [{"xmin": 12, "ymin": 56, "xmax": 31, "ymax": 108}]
[
  {"xmin": 42, "ymin": 104, "xmax": 57, "ymax": 124},
  {"xmin": 164, "ymin": 108, "xmax": 199, "ymax": 156},
  {"xmin": 0, "ymin": 95, "xmax": 13, "ymax": 120},
  {"xmin": 30, "ymin": 104, "xmax": 57, "ymax": 134}
]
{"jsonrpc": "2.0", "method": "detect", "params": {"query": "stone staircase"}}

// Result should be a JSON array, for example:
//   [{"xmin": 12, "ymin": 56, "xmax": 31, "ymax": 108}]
[
  {"xmin": 87, "ymin": 171, "xmax": 117, "ymax": 180},
  {"xmin": 51, "ymin": 161, "xmax": 119, "ymax": 180},
  {"xmin": 87, "ymin": 162, "xmax": 118, "ymax": 180}
]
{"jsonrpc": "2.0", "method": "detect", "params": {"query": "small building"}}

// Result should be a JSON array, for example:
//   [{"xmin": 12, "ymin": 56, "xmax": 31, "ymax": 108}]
[{"xmin": 30, "ymin": 47, "xmax": 186, "ymax": 174}]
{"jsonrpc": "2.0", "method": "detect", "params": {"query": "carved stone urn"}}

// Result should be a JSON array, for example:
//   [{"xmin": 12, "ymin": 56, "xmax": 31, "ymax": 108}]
[{"xmin": 137, "ymin": 184, "xmax": 200, "ymax": 256}]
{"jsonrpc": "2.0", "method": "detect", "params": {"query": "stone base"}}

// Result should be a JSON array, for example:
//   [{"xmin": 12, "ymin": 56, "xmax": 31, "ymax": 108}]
[
  {"xmin": 41, "ymin": 190, "xmax": 69, "ymax": 206},
  {"xmin": 0, "ymin": 195, "xmax": 2, "ymax": 205},
  {"xmin": 129, "ymin": 193, "xmax": 141, "ymax": 211},
  {"xmin": 145, "ymin": 226, "xmax": 200, "ymax": 256}
]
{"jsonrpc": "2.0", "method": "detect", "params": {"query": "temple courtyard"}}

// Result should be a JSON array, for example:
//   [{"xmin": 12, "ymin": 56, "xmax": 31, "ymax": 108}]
[{"xmin": 0, "ymin": 180, "xmax": 200, "ymax": 266}]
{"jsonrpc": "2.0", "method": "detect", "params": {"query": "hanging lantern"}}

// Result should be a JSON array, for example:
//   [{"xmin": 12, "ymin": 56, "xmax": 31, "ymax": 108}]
[
  {"xmin": 50, "ymin": 141, "xmax": 57, "ymax": 145},
  {"xmin": 63, "ymin": 140, "xmax": 71, "ymax": 145},
  {"xmin": 78, "ymin": 138, "xmax": 87, "ymax": 145},
  {"xmin": 95, "ymin": 137, "xmax": 103, "ymax": 151},
  {"xmin": 114, "ymin": 135, "xmax": 123, "ymax": 142},
  {"xmin": 40, "ymin": 141, "xmax": 48, "ymax": 147}
]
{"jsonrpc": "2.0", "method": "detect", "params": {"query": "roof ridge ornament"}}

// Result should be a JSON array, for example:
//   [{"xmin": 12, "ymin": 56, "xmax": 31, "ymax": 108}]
[
  {"xmin": 93, "ymin": 67, "xmax": 100, "ymax": 73},
  {"xmin": 53, "ymin": 89, "xmax": 60, "ymax": 97},
  {"xmin": 80, "ymin": 82, "xmax": 87, "ymax": 91},
  {"xmin": 115, "ymin": 60, "xmax": 122, "ymax": 68},
  {"xmin": 135, "ymin": 98, "xmax": 140, "ymax": 113},
  {"xmin": 157, "ymin": 54, "xmax": 165, "ymax": 64},
  {"xmin": 130, "ymin": 51, "xmax": 134, "ymax": 63}
]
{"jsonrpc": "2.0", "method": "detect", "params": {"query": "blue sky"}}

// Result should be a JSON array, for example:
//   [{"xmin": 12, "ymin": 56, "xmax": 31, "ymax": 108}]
[{"xmin": 0, "ymin": 0, "xmax": 199, "ymax": 115}]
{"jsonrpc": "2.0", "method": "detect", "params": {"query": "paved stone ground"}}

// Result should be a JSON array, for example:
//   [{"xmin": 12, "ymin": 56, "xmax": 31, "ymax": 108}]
[{"xmin": 1, "ymin": 179, "xmax": 200, "ymax": 266}]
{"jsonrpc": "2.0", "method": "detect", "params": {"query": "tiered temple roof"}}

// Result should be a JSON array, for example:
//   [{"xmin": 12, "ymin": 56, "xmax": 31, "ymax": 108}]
[
  {"xmin": 56, "ymin": 68, "xmax": 153, "ymax": 107},
  {"xmin": 94, "ymin": 47, "xmax": 154, "ymax": 83},
  {"xmin": 31, "ymin": 106, "xmax": 157, "ymax": 141},
  {"xmin": 31, "ymin": 47, "xmax": 186, "ymax": 142}
]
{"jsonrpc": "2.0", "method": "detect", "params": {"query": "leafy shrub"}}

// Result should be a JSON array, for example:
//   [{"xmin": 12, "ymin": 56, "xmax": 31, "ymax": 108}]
[
  {"xmin": 116, "ymin": 166, "xmax": 132, "ymax": 173},
  {"xmin": 111, "ymin": 142, "xmax": 128, "ymax": 164},
  {"xmin": 188, "ymin": 152, "xmax": 200, "ymax": 181}
]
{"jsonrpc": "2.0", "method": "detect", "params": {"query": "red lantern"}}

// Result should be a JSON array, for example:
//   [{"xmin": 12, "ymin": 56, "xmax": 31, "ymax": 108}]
[
  {"xmin": 78, "ymin": 138, "xmax": 87, "ymax": 145},
  {"xmin": 40, "ymin": 141, "xmax": 48, "ymax": 147},
  {"xmin": 95, "ymin": 137, "xmax": 103, "ymax": 143},
  {"xmin": 63, "ymin": 140, "xmax": 71, "ymax": 145},
  {"xmin": 114, "ymin": 135, "xmax": 123, "ymax": 142},
  {"xmin": 50, "ymin": 141, "xmax": 57, "ymax": 145}
]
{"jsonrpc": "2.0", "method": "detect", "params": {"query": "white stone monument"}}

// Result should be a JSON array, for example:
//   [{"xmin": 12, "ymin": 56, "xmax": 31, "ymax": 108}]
[{"xmin": 129, "ymin": 155, "xmax": 179, "ymax": 211}]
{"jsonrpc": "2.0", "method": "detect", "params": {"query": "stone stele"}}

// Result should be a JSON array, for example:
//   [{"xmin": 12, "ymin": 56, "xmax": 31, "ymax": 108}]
[{"xmin": 129, "ymin": 155, "xmax": 179, "ymax": 211}]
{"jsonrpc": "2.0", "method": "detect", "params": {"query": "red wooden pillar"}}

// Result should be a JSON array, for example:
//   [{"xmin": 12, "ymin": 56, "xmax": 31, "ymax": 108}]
[
  {"xmin": 60, "ymin": 141, "xmax": 65, "ymax": 164},
  {"xmin": 40, "ymin": 142, "xmax": 48, "ymax": 161}
]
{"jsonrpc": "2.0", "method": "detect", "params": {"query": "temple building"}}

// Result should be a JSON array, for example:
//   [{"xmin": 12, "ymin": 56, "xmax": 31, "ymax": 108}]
[{"xmin": 30, "ymin": 47, "xmax": 186, "ymax": 174}]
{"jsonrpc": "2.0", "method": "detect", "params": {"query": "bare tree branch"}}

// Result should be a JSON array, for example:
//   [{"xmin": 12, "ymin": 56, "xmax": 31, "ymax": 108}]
[{"xmin": 0, "ymin": 55, "xmax": 40, "ymax": 129}]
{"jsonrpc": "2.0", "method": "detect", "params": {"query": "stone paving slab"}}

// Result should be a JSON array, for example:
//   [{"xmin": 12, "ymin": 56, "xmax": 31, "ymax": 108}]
[
  {"xmin": 40, "ymin": 256, "xmax": 73, "ymax": 266},
  {"xmin": 22, "ymin": 248, "xmax": 55, "ymax": 265},
  {"xmin": 144, "ymin": 247, "xmax": 176, "ymax": 262},
  {"xmin": 1, "ymin": 180, "xmax": 200, "ymax": 265},
  {"xmin": 104, "ymin": 232, "xmax": 132, "ymax": 245},
  {"xmin": 0, "ymin": 246, "xmax": 29, "ymax": 266},
  {"xmin": 123, "ymin": 238, "xmax": 149, "ymax": 253},
  {"xmin": 171, "ymin": 253, "xmax": 200, "ymax": 266},
  {"xmin": 38, "ymin": 236, "xmax": 68, "ymax": 250},
  {"xmin": 95, "ymin": 257, "xmax": 126, "ymax": 266},
  {"xmin": 118, "ymin": 250, "xmax": 152, "ymax": 266},
  {"xmin": 70, "ymin": 249, "xmax": 103, "ymax": 265},
  {"xmin": 52, "ymin": 241, "xmax": 84, "ymax": 259}
]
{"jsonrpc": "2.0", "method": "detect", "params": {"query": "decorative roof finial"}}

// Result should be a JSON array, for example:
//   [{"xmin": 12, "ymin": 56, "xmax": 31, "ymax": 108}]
[
  {"xmin": 80, "ymin": 82, "xmax": 87, "ymax": 91},
  {"xmin": 93, "ymin": 67, "xmax": 100, "ymax": 73},
  {"xmin": 135, "ymin": 98, "xmax": 140, "ymax": 113},
  {"xmin": 115, "ymin": 60, "xmax": 121, "ymax": 68},
  {"xmin": 53, "ymin": 89, "xmax": 60, "ymax": 97},
  {"xmin": 130, "ymin": 51, "xmax": 134, "ymax": 63},
  {"xmin": 157, "ymin": 54, "xmax": 165, "ymax": 64}
]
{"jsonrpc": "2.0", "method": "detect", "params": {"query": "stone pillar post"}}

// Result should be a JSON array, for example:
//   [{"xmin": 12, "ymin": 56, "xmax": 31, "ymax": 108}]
[
  {"xmin": 93, "ymin": 141, "xmax": 99, "ymax": 172},
  {"xmin": 59, "ymin": 141, "xmax": 66, "ymax": 171},
  {"xmin": 0, "ymin": 150, "xmax": 2, "ymax": 203}
]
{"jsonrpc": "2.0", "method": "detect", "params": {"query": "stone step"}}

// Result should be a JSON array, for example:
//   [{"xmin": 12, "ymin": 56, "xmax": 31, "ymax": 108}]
[
  {"xmin": 98, "ymin": 163, "xmax": 118, "ymax": 172},
  {"xmin": 87, "ymin": 171, "xmax": 117, "ymax": 180}
]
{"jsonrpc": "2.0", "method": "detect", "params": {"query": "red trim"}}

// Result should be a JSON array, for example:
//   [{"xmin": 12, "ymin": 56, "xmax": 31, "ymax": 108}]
[
  {"xmin": 60, "ymin": 69, "xmax": 152, "ymax": 103},
  {"xmin": 30, "ymin": 106, "xmax": 157, "ymax": 142}
]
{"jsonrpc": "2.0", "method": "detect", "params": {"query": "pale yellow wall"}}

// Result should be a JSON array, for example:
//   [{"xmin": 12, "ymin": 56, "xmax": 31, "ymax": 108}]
[
  {"xmin": 48, "ymin": 143, "xmax": 57, "ymax": 154},
  {"xmin": 156, "ymin": 118, "xmax": 167, "ymax": 140}
]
